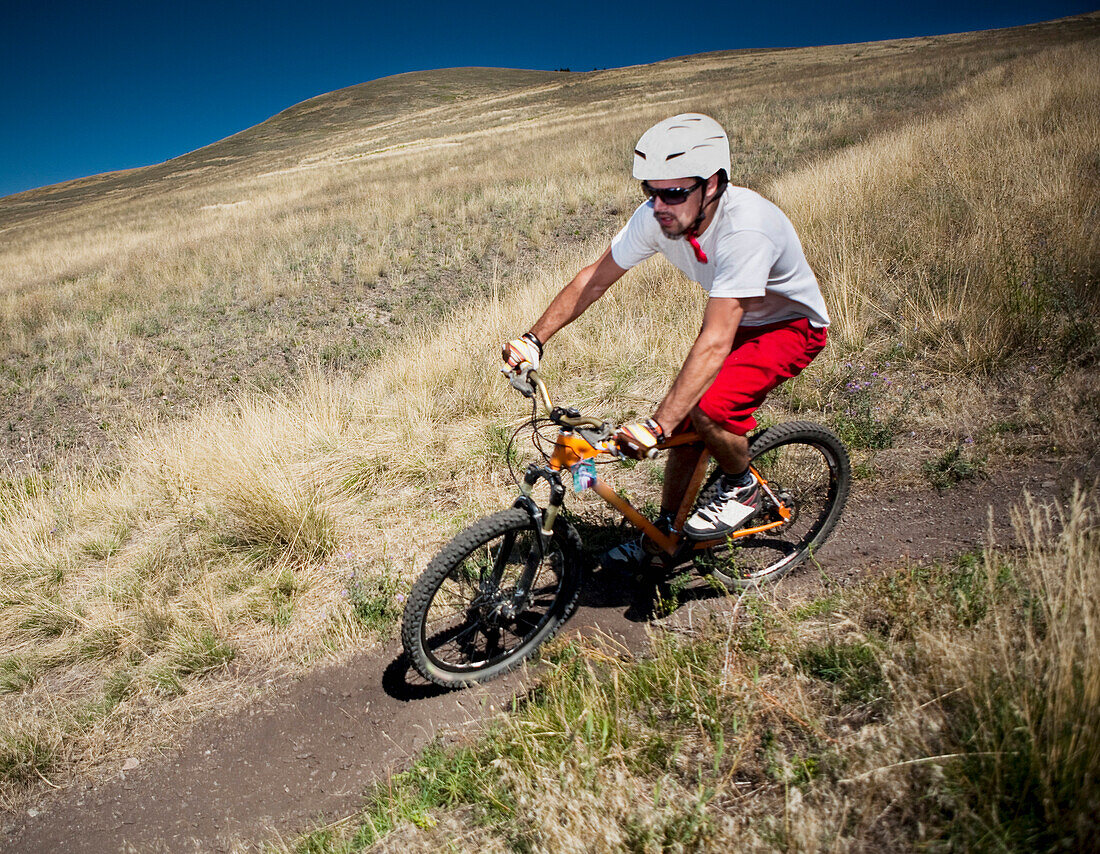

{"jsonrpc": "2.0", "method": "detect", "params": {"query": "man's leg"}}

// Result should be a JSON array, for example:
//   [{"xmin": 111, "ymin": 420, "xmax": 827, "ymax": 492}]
[
  {"xmin": 628, "ymin": 319, "xmax": 827, "ymax": 554},
  {"xmin": 680, "ymin": 320, "xmax": 827, "ymax": 539},
  {"xmin": 659, "ymin": 407, "xmax": 748, "ymax": 517},
  {"xmin": 692, "ymin": 406, "xmax": 749, "ymax": 474},
  {"xmin": 660, "ymin": 442, "xmax": 703, "ymax": 519}
]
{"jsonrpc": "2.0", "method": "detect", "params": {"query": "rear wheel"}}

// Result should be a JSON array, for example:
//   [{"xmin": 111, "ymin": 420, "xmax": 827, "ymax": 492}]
[
  {"xmin": 693, "ymin": 422, "xmax": 849, "ymax": 588},
  {"xmin": 402, "ymin": 508, "xmax": 582, "ymax": 688}
]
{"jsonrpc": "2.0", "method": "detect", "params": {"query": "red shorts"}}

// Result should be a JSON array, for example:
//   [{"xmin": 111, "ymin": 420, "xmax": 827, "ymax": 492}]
[{"xmin": 696, "ymin": 317, "xmax": 827, "ymax": 435}]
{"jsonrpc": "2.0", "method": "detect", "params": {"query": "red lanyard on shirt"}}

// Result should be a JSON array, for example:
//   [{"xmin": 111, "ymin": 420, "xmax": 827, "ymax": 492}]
[{"xmin": 685, "ymin": 228, "xmax": 708, "ymax": 263}]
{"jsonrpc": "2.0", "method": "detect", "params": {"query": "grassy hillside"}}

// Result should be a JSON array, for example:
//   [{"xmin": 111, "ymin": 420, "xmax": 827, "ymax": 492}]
[
  {"xmin": 1, "ymin": 14, "xmax": 1095, "ymax": 469},
  {"xmin": 0, "ymin": 12, "xmax": 1097, "ymax": 824}
]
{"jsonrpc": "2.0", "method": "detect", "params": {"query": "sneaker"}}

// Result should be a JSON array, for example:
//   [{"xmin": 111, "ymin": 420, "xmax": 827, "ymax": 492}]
[
  {"xmin": 600, "ymin": 512, "xmax": 675, "ymax": 574},
  {"xmin": 683, "ymin": 472, "xmax": 760, "ymax": 540},
  {"xmin": 600, "ymin": 537, "xmax": 649, "ymax": 574}
]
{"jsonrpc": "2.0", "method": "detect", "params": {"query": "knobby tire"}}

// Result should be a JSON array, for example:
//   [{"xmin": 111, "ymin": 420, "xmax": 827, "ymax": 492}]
[
  {"xmin": 402, "ymin": 508, "xmax": 582, "ymax": 689},
  {"xmin": 694, "ymin": 421, "xmax": 850, "ymax": 588}
]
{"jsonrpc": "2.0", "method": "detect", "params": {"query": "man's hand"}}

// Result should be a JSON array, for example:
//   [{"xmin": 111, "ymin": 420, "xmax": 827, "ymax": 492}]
[
  {"xmin": 502, "ymin": 333, "xmax": 543, "ymax": 372},
  {"xmin": 615, "ymin": 418, "xmax": 665, "ymax": 460}
]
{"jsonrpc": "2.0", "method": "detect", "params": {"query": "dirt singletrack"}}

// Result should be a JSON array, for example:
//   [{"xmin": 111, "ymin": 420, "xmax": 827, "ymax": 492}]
[{"xmin": 2, "ymin": 458, "xmax": 1091, "ymax": 853}]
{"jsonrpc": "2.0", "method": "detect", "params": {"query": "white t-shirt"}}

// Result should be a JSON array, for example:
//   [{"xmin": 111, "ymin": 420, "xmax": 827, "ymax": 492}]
[{"xmin": 610, "ymin": 186, "xmax": 830, "ymax": 328}]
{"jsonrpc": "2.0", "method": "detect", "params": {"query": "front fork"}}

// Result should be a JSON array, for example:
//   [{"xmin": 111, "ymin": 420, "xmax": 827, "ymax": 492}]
[
  {"xmin": 491, "ymin": 465, "xmax": 565, "ymax": 611},
  {"xmin": 515, "ymin": 464, "xmax": 566, "ymax": 536}
]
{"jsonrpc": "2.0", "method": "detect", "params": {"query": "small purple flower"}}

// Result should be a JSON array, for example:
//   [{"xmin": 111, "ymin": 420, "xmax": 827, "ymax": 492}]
[
  {"xmin": 965, "ymin": 437, "xmax": 974, "ymax": 444},
  {"xmin": 395, "ymin": 594, "xmax": 406, "ymax": 603}
]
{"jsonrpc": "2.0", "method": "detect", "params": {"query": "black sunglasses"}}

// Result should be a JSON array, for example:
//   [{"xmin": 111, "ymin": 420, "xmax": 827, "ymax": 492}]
[{"xmin": 641, "ymin": 179, "xmax": 703, "ymax": 205}]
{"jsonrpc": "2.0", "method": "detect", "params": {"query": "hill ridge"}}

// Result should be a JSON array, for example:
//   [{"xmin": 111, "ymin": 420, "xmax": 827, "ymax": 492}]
[{"xmin": 2, "ymin": 12, "xmax": 1097, "ymax": 222}]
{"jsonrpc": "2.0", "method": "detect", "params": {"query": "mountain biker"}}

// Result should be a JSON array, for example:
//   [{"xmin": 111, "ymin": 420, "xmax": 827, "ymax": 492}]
[{"xmin": 503, "ymin": 113, "xmax": 830, "ymax": 569}]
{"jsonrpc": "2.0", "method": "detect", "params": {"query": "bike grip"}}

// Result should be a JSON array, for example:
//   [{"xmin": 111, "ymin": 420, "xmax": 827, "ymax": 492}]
[{"xmin": 503, "ymin": 366, "xmax": 536, "ymax": 398}]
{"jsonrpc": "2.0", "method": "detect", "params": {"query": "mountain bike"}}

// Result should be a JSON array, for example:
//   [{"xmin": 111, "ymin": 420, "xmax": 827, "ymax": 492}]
[{"xmin": 401, "ymin": 369, "xmax": 850, "ymax": 688}]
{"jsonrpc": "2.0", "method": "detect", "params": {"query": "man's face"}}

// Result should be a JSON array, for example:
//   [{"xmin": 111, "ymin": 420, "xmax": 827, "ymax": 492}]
[{"xmin": 647, "ymin": 177, "xmax": 707, "ymax": 237}]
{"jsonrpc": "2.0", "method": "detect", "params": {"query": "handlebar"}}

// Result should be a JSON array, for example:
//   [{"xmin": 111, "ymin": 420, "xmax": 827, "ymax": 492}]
[
  {"xmin": 503, "ymin": 367, "xmax": 658, "ymax": 460},
  {"xmin": 506, "ymin": 368, "xmax": 605, "ymax": 427}
]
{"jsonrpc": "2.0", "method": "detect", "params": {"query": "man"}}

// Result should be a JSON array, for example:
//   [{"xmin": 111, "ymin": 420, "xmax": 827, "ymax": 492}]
[{"xmin": 503, "ymin": 113, "xmax": 830, "ymax": 569}]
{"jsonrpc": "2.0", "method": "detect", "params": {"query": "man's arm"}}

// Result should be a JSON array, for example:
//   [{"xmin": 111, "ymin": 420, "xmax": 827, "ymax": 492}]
[
  {"xmin": 653, "ymin": 296, "xmax": 758, "ymax": 432},
  {"xmin": 528, "ymin": 247, "xmax": 628, "ymax": 344}
]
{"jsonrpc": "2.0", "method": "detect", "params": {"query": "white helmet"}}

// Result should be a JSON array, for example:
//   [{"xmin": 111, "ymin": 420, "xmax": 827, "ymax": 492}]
[{"xmin": 632, "ymin": 113, "xmax": 731, "ymax": 181}]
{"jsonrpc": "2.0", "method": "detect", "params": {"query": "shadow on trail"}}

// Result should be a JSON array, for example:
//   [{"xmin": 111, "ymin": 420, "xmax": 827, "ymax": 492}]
[
  {"xmin": 571, "ymin": 515, "xmax": 730, "ymax": 622},
  {"xmin": 381, "ymin": 651, "xmax": 451, "ymax": 702}
]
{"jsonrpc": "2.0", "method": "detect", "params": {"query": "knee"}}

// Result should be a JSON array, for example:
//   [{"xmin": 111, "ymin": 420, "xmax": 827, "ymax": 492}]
[
  {"xmin": 690, "ymin": 405, "xmax": 721, "ymax": 436},
  {"xmin": 692, "ymin": 405, "xmax": 749, "ymax": 448}
]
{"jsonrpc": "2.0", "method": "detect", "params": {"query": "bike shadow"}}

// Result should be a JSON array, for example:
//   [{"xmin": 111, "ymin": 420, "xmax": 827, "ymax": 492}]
[
  {"xmin": 381, "ymin": 651, "xmax": 452, "ymax": 702},
  {"xmin": 570, "ymin": 514, "xmax": 728, "ymax": 622},
  {"xmin": 585, "ymin": 566, "xmax": 729, "ymax": 622}
]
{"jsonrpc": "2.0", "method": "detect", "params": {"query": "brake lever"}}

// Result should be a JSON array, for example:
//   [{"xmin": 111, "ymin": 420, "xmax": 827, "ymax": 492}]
[
  {"xmin": 608, "ymin": 436, "xmax": 659, "ymax": 461},
  {"xmin": 503, "ymin": 366, "xmax": 536, "ymax": 399}
]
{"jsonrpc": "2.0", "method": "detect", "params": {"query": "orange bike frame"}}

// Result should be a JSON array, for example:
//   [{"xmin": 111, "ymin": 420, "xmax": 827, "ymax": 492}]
[{"xmin": 548, "ymin": 429, "xmax": 791, "ymax": 558}]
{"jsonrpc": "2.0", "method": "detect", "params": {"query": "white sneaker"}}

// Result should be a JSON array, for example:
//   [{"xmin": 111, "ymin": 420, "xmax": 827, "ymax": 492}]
[{"xmin": 683, "ymin": 473, "xmax": 760, "ymax": 540}]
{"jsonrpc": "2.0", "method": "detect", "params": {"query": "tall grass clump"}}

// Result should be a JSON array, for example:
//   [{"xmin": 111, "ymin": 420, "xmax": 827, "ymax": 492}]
[
  {"xmin": 136, "ymin": 382, "xmax": 348, "ymax": 563},
  {"xmin": 774, "ymin": 42, "xmax": 1100, "ymax": 372},
  {"xmin": 924, "ymin": 489, "xmax": 1100, "ymax": 849}
]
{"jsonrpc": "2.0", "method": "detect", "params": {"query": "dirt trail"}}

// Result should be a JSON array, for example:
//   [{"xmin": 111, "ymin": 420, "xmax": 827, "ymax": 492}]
[{"xmin": 2, "ymin": 459, "xmax": 1090, "ymax": 853}]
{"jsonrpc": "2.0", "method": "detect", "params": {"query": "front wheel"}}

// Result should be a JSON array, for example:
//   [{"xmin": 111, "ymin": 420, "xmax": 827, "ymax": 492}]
[
  {"xmin": 693, "ymin": 421, "xmax": 850, "ymax": 589},
  {"xmin": 401, "ymin": 508, "xmax": 582, "ymax": 689}
]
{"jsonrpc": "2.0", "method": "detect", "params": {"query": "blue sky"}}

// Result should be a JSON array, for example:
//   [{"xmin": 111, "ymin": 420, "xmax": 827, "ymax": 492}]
[{"xmin": 1, "ymin": 0, "xmax": 1093, "ymax": 198}]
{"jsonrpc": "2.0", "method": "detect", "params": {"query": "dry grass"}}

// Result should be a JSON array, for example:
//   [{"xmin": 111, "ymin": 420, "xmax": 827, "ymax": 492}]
[
  {"xmin": 1, "ymin": 15, "xmax": 1094, "ymax": 469},
  {"xmin": 0, "ymin": 18, "xmax": 1097, "ymax": 813},
  {"xmin": 775, "ymin": 44, "xmax": 1100, "ymax": 371},
  {"xmin": 290, "ymin": 487, "xmax": 1100, "ymax": 852}
]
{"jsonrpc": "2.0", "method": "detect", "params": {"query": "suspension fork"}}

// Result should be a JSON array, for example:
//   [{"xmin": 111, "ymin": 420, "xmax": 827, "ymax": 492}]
[{"xmin": 504, "ymin": 465, "xmax": 566, "ymax": 602}]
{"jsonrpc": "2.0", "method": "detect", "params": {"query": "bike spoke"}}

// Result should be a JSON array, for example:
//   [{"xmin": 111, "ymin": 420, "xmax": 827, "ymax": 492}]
[
  {"xmin": 418, "ymin": 520, "xmax": 568, "ymax": 674},
  {"xmin": 693, "ymin": 426, "xmax": 847, "ymax": 586}
]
